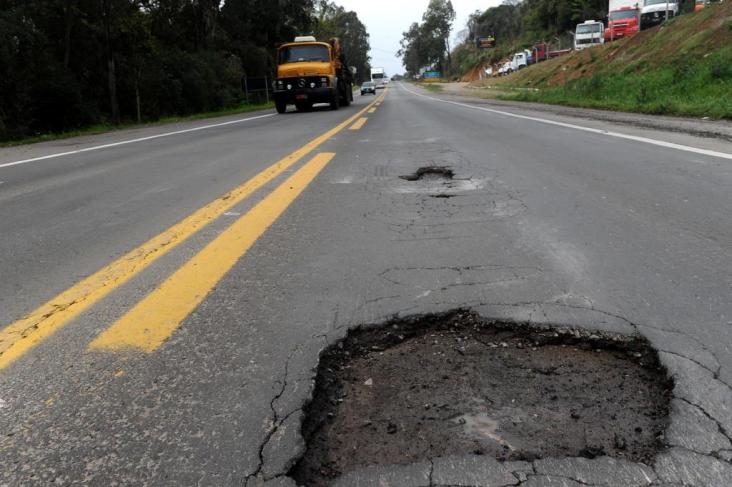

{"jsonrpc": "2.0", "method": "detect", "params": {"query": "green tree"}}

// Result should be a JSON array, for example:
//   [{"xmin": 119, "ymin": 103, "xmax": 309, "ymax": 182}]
[
  {"xmin": 313, "ymin": 1, "xmax": 371, "ymax": 83},
  {"xmin": 0, "ymin": 0, "xmax": 375, "ymax": 141},
  {"xmin": 398, "ymin": 0, "xmax": 455, "ymax": 75},
  {"xmin": 422, "ymin": 0, "xmax": 455, "ymax": 73}
]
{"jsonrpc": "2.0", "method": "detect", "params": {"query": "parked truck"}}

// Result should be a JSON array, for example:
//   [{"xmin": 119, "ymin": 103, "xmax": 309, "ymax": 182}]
[
  {"xmin": 273, "ymin": 36, "xmax": 354, "ymax": 113},
  {"xmin": 605, "ymin": 1, "xmax": 641, "ymax": 42},
  {"xmin": 510, "ymin": 50, "xmax": 533, "ymax": 71},
  {"xmin": 574, "ymin": 20, "xmax": 605, "ymax": 50},
  {"xmin": 533, "ymin": 43, "xmax": 572, "ymax": 62},
  {"xmin": 640, "ymin": 0, "xmax": 679, "ymax": 30}
]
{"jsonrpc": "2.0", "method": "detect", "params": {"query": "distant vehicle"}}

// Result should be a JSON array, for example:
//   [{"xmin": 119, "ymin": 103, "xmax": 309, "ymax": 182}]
[
  {"xmin": 605, "ymin": 6, "xmax": 641, "ymax": 41},
  {"xmin": 273, "ymin": 36, "xmax": 354, "ymax": 113},
  {"xmin": 574, "ymin": 20, "xmax": 605, "ymax": 50},
  {"xmin": 693, "ymin": 0, "xmax": 720, "ymax": 10},
  {"xmin": 641, "ymin": 0, "xmax": 678, "ymax": 30},
  {"xmin": 693, "ymin": 0, "xmax": 720, "ymax": 11},
  {"xmin": 361, "ymin": 81, "xmax": 376, "ymax": 95},
  {"xmin": 371, "ymin": 67, "xmax": 386, "ymax": 88},
  {"xmin": 510, "ymin": 51, "xmax": 530, "ymax": 71}
]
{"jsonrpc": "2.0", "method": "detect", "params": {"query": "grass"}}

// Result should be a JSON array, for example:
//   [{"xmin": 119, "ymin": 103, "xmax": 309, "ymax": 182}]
[
  {"xmin": 421, "ymin": 83, "xmax": 444, "ymax": 93},
  {"xmin": 0, "ymin": 101, "xmax": 274, "ymax": 148},
  {"xmin": 499, "ymin": 46, "xmax": 732, "ymax": 119}
]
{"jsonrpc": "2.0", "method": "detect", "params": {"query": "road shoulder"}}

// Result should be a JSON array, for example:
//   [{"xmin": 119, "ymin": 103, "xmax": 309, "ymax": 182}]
[{"xmin": 432, "ymin": 82, "xmax": 732, "ymax": 143}]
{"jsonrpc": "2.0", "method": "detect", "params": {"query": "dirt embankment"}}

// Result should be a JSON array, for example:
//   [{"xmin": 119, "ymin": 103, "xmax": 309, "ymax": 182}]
[{"xmin": 475, "ymin": 3, "xmax": 732, "ymax": 90}]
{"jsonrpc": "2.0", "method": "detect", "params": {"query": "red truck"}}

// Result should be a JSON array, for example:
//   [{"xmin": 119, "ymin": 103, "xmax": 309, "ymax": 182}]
[
  {"xmin": 533, "ymin": 43, "xmax": 572, "ymax": 62},
  {"xmin": 605, "ymin": 6, "xmax": 641, "ymax": 42}
]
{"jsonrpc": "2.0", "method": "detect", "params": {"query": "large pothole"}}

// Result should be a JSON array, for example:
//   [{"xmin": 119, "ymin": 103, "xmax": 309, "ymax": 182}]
[
  {"xmin": 399, "ymin": 166, "xmax": 455, "ymax": 181},
  {"xmin": 290, "ymin": 311, "xmax": 672, "ymax": 487}
]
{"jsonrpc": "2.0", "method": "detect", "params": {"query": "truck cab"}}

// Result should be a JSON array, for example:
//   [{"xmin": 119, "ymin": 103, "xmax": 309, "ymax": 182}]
[
  {"xmin": 510, "ymin": 50, "xmax": 532, "ymax": 71},
  {"xmin": 640, "ymin": 0, "xmax": 678, "ymax": 30},
  {"xmin": 274, "ymin": 36, "xmax": 353, "ymax": 113},
  {"xmin": 605, "ymin": 6, "xmax": 640, "ymax": 41},
  {"xmin": 574, "ymin": 21, "xmax": 605, "ymax": 50}
]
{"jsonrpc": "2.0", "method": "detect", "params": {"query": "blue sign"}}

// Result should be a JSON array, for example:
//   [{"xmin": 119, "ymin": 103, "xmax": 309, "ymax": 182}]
[{"xmin": 423, "ymin": 71, "xmax": 441, "ymax": 79}]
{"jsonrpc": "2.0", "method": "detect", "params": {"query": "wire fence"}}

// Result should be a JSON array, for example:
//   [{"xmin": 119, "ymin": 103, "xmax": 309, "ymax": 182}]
[{"xmin": 243, "ymin": 76, "xmax": 274, "ymax": 104}]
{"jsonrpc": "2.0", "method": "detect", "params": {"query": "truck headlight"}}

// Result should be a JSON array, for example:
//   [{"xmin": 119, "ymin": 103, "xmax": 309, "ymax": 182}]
[
  {"xmin": 310, "ymin": 82, "xmax": 316, "ymax": 88},
  {"xmin": 286, "ymin": 84, "xmax": 292, "ymax": 90}
]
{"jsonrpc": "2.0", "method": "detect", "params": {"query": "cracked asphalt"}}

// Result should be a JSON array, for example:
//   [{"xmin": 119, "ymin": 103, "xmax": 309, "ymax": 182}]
[{"xmin": 1, "ymin": 83, "xmax": 731, "ymax": 486}]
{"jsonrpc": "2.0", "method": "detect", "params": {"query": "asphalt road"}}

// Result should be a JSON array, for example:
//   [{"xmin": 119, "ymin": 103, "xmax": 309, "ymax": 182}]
[{"xmin": 1, "ymin": 84, "xmax": 731, "ymax": 486}]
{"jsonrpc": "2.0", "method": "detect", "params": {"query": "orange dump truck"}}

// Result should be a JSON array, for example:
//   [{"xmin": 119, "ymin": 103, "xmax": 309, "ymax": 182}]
[{"xmin": 273, "ymin": 36, "xmax": 354, "ymax": 113}]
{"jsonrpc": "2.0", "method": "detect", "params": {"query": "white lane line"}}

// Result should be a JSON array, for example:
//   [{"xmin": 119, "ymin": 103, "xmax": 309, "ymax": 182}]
[
  {"xmin": 0, "ymin": 113, "xmax": 277, "ymax": 170},
  {"xmin": 399, "ymin": 83, "xmax": 732, "ymax": 161}
]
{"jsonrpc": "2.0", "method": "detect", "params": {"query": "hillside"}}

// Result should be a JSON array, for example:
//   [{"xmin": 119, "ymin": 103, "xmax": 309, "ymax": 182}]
[{"xmin": 473, "ymin": 3, "xmax": 732, "ymax": 119}]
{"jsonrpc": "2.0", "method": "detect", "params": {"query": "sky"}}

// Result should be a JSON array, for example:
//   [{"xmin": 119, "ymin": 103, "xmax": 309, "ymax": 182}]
[{"xmin": 335, "ymin": 0, "xmax": 501, "ymax": 76}]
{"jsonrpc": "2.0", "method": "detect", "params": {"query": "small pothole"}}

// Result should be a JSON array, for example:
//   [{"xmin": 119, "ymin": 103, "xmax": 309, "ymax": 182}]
[
  {"xmin": 399, "ymin": 166, "xmax": 455, "ymax": 181},
  {"xmin": 429, "ymin": 194, "xmax": 456, "ymax": 199},
  {"xmin": 290, "ymin": 311, "xmax": 672, "ymax": 487}
]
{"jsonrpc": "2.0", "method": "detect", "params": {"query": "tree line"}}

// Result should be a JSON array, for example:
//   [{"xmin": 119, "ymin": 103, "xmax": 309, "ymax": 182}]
[
  {"xmin": 0, "ymin": 0, "xmax": 370, "ymax": 141},
  {"xmin": 398, "ymin": 0, "xmax": 455, "ymax": 77}
]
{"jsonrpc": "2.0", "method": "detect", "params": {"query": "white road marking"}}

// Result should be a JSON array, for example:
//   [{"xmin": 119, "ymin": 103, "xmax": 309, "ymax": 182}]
[
  {"xmin": 400, "ymin": 83, "xmax": 732, "ymax": 161},
  {"xmin": 0, "ymin": 113, "xmax": 277, "ymax": 170}
]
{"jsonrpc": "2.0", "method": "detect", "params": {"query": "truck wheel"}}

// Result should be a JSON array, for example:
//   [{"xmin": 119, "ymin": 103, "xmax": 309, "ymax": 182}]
[
  {"xmin": 330, "ymin": 86, "xmax": 340, "ymax": 111},
  {"xmin": 341, "ymin": 85, "xmax": 351, "ymax": 107},
  {"xmin": 275, "ymin": 100, "xmax": 287, "ymax": 114}
]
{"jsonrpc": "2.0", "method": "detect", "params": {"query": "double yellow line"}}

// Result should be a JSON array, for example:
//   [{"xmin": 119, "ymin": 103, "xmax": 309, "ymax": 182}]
[{"xmin": 0, "ymin": 89, "xmax": 388, "ymax": 368}]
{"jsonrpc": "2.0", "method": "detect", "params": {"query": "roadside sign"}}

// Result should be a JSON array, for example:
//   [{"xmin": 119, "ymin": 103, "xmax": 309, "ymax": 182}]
[
  {"xmin": 423, "ymin": 71, "xmax": 441, "ymax": 79},
  {"xmin": 477, "ymin": 36, "xmax": 496, "ymax": 49}
]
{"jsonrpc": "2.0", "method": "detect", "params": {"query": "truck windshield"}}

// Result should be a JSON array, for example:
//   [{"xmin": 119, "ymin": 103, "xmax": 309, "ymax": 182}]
[
  {"xmin": 280, "ymin": 45, "xmax": 330, "ymax": 63},
  {"xmin": 610, "ymin": 10, "xmax": 639, "ymax": 20},
  {"xmin": 644, "ymin": 0, "xmax": 677, "ymax": 5},
  {"xmin": 372, "ymin": 73, "xmax": 385, "ymax": 79},
  {"xmin": 577, "ymin": 24, "xmax": 602, "ymax": 34}
]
